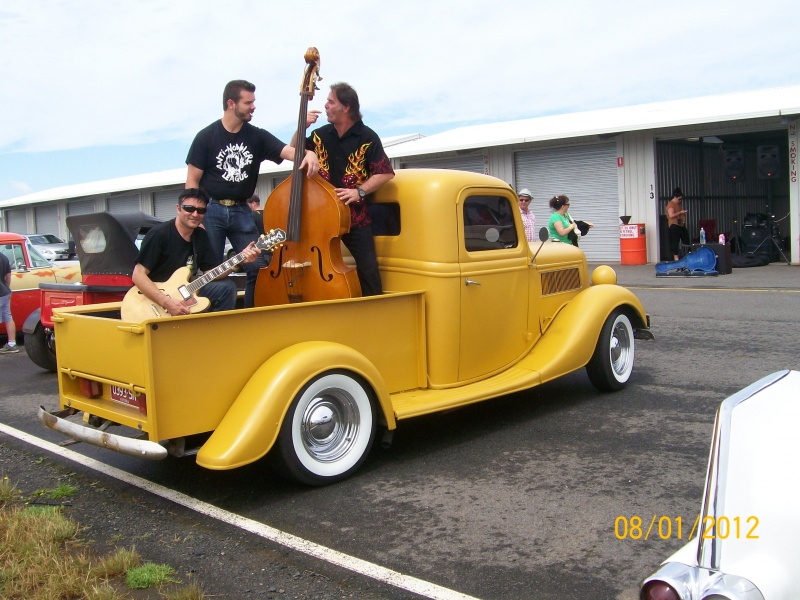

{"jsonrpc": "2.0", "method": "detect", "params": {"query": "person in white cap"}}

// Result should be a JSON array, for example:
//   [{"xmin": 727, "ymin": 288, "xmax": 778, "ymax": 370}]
[{"xmin": 517, "ymin": 189, "xmax": 536, "ymax": 242}]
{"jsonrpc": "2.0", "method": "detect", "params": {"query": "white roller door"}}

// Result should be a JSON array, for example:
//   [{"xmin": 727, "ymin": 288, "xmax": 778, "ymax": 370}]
[
  {"xmin": 108, "ymin": 194, "xmax": 140, "ymax": 214},
  {"xmin": 154, "ymin": 188, "xmax": 182, "ymax": 219},
  {"xmin": 272, "ymin": 174, "xmax": 290, "ymax": 189},
  {"xmin": 401, "ymin": 154, "xmax": 488, "ymax": 173},
  {"xmin": 515, "ymin": 143, "xmax": 619, "ymax": 262},
  {"xmin": 263, "ymin": 175, "xmax": 290, "ymax": 211},
  {"xmin": 6, "ymin": 209, "xmax": 28, "ymax": 233},
  {"xmin": 68, "ymin": 199, "xmax": 95, "ymax": 216},
  {"xmin": 35, "ymin": 205, "xmax": 60, "ymax": 234}
]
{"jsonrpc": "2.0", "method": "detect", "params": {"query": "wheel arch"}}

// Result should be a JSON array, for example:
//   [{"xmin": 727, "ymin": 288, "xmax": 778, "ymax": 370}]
[
  {"xmin": 196, "ymin": 341, "xmax": 394, "ymax": 471},
  {"xmin": 527, "ymin": 285, "xmax": 648, "ymax": 383},
  {"xmin": 22, "ymin": 307, "xmax": 41, "ymax": 334}
]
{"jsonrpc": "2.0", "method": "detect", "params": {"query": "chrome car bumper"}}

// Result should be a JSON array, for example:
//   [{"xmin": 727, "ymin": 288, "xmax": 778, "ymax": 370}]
[{"xmin": 37, "ymin": 406, "xmax": 167, "ymax": 460}]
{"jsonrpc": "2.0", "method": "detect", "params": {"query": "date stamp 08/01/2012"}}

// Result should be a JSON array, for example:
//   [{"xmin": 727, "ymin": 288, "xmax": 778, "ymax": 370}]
[{"xmin": 614, "ymin": 515, "xmax": 760, "ymax": 541}]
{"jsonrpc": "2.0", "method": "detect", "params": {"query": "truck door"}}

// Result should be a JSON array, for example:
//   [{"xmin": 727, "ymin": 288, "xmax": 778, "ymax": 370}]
[{"xmin": 458, "ymin": 193, "xmax": 530, "ymax": 381}]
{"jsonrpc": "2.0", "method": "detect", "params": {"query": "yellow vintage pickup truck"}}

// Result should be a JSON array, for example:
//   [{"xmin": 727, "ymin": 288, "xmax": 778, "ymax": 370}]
[{"xmin": 39, "ymin": 169, "xmax": 652, "ymax": 486}]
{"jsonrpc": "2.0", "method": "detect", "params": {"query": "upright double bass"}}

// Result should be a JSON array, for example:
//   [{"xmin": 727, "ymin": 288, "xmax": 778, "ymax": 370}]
[{"xmin": 254, "ymin": 48, "xmax": 361, "ymax": 306}]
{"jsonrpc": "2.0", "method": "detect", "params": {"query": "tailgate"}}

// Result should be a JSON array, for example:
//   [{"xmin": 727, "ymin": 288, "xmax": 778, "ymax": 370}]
[{"xmin": 54, "ymin": 303, "xmax": 155, "ymax": 436}]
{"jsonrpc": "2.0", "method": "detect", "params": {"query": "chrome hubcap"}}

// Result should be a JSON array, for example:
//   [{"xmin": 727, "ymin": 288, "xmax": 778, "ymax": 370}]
[
  {"xmin": 301, "ymin": 389, "xmax": 360, "ymax": 462},
  {"xmin": 610, "ymin": 321, "xmax": 632, "ymax": 376}
]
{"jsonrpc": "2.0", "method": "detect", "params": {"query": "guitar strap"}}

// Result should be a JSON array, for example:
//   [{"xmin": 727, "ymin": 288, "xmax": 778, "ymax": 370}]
[{"xmin": 189, "ymin": 234, "xmax": 199, "ymax": 281}]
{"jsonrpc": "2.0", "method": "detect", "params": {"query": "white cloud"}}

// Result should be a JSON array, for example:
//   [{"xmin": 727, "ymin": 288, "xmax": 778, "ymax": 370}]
[
  {"xmin": 10, "ymin": 180, "xmax": 33, "ymax": 195},
  {"xmin": 1, "ymin": 0, "xmax": 799, "ymax": 156}
]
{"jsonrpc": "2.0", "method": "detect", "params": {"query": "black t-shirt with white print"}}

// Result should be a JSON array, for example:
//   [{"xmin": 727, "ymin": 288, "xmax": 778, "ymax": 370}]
[{"xmin": 186, "ymin": 121, "xmax": 285, "ymax": 202}]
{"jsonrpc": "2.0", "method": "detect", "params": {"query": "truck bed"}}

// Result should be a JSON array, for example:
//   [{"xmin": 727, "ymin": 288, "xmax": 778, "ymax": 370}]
[{"xmin": 53, "ymin": 291, "xmax": 426, "ymax": 442}]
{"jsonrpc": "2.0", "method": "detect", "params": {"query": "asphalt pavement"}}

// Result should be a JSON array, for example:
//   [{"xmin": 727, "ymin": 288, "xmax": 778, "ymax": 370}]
[
  {"xmin": 603, "ymin": 260, "xmax": 799, "ymax": 290},
  {"xmin": 1, "ymin": 258, "xmax": 798, "ymax": 600}
]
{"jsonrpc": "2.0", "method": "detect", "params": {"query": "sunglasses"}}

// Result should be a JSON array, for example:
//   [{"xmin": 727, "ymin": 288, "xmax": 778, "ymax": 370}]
[
  {"xmin": 181, "ymin": 204, "xmax": 207, "ymax": 214},
  {"xmin": 519, "ymin": 198, "xmax": 532, "ymax": 202}
]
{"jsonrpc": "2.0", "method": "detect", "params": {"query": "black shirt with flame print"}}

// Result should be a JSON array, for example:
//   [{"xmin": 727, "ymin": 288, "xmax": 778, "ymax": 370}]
[{"xmin": 307, "ymin": 120, "xmax": 394, "ymax": 227}]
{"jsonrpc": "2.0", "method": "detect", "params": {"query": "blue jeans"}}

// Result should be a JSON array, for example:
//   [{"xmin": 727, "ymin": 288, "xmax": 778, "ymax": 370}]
[
  {"xmin": 203, "ymin": 202, "xmax": 261, "ymax": 307},
  {"xmin": 198, "ymin": 279, "xmax": 237, "ymax": 312}
]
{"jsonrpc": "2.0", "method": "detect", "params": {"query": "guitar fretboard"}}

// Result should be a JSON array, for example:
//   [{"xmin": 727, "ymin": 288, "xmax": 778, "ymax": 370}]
[
  {"xmin": 183, "ymin": 230, "xmax": 285, "ymax": 295},
  {"xmin": 184, "ymin": 253, "xmax": 246, "ymax": 294}
]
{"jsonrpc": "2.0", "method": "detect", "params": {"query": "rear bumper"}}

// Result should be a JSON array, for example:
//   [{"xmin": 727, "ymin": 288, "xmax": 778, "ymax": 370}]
[{"xmin": 37, "ymin": 406, "xmax": 167, "ymax": 460}]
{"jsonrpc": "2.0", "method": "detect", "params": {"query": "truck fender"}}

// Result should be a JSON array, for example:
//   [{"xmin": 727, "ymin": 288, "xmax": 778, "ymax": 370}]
[
  {"xmin": 22, "ymin": 308, "xmax": 42, "ymax": 335},
  {"xmin": 527, "ymin": 285, "xmax": 649, "ymax": 383},
  {"xmin": 196, "ymin": 341, "xmax": 395, "ymax": 471}
]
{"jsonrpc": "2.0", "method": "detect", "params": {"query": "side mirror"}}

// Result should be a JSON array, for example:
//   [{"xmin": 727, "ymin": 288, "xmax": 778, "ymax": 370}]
[
  {"xmin": 531, "ymin": 227, "xmax": 550, "ymax": 264},
  {"xmin": 538, "ymin": 227, "xmax": 549, "ymax": 242}
]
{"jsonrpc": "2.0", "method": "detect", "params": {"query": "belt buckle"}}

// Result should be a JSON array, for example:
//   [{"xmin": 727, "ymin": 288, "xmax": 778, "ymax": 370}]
[{"xmin": 219, "ymin": 199, "xmax": 236, "ymax": 207}]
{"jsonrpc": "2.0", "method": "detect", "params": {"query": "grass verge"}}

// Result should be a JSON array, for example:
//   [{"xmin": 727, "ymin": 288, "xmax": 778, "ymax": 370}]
[{"xmin": 0, "ymin": 475, "xmax": 205, "ymax": 599}]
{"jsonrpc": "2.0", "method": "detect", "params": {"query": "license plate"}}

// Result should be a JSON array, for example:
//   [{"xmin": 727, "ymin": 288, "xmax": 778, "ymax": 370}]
[{"xmin": 110, "ymin": 385, "xmax": 147, "ymax": 413}]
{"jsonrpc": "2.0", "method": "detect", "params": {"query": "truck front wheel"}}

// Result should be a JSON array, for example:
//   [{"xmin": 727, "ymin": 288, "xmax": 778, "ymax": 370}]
[
  {"xmin": 276, "ymin": 371, "xmax": 377, "ymax": 486},
  {"xmin": 24, "ymin": 322, "xmax": 57, "ymax": 372},
  {"xmin": 586, "ymin": 310, "xmax": 634, "ymax": 392}
]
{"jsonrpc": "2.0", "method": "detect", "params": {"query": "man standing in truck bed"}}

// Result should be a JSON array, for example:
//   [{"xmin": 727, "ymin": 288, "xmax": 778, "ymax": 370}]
[
  {"xmin": 297, "ymin": 82, "xmax": 394, "ymax": 296},
  {"xmin": 186, "ymin": 79, "xmax": 318, "ymax": 307}
]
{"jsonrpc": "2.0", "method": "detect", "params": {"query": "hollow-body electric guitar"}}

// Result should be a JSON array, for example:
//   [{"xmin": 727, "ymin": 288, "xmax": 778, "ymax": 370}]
[{"xmin": 121, "ymin": 228, "xmax": 286, "ymax": 322}]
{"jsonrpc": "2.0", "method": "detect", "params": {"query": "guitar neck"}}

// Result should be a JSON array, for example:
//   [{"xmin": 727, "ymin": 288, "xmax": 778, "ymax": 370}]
[
  {"xmin": 184, "ymin": 230, "xmax": 284, "ymax": 296},
  {"xmin": 184, "ymin": 251, "xmax": 248, "ymax": 295}
]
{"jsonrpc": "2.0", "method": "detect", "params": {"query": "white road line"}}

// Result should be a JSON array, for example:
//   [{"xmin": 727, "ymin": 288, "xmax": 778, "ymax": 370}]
[{"xmin": 0, "ymin": 423, "xmax": 479, "ymax": 600}]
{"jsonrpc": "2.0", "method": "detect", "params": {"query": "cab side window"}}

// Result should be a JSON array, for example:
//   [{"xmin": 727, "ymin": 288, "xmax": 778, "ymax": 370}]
[
  {"xmin": 25, "ymin": 243, "xmax": 52, "ymax": 268},
  {"xmin": 463, "ymin": 196, "xmax": 518, "ymax": 251},
  {"xmin": 368, "ymin": 202, "xmax": 400, "ymax": 236},
  {"xmin": 1, "ymin": 245, "xmax": 18, "ymax": 269}
]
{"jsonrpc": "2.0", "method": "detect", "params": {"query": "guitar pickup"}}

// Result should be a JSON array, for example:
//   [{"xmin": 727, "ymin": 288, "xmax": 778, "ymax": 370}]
[{"xmin": 178, "ymin": 286, "xmax": 192, "ymax": 300}]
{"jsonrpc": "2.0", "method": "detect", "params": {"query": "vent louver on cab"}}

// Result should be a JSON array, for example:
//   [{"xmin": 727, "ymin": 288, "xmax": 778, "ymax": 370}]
[{"xmin": 541, "ymin": 268, "xmax": 581, "ymax": 295}]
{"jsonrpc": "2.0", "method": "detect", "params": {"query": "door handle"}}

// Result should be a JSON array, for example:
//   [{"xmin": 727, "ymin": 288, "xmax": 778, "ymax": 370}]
[{"xmin": 465, "ymin": 278, "xmax": 481, "ymax": 286}]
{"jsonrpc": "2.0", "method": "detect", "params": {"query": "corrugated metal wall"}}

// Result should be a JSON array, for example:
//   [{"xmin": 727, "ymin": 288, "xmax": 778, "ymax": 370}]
[
  {"xmin": 514, "ymin": 143, "xmax": 620, "ymax": 262},
  {"xmin": 34, "ymin": 205, "xmax": 59, "ymax": 234},
  {"xmin": 657, "ymin": 141, "xmax": 791, "ymax": 249},
  {"xmin": 107, "ymin": 194, "xmax": 141, "ymax": 213},
  {"xmin": 6, "ymin": 209, "xmax": 28, "ymax": 233},
  {"xmin": 154, "ymin": 188, "xmax": 182, "ymax": 219},
  {"xmin": 67, "ymin": 199, "xmax": 96, "ymax": 216}
]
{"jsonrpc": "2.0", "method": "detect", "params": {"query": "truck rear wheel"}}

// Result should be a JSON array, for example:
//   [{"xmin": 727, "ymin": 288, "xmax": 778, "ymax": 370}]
[
  {"xmin": 586, "ymin": 310, "xmax": 634, "ymax": 392},
  {"xmin": 276, "ymin": 371, "xmax": 376, "ymax": 486},
  {"xmin": 24, "ymin": 322, "xmax": 57, "ymax": 372}
]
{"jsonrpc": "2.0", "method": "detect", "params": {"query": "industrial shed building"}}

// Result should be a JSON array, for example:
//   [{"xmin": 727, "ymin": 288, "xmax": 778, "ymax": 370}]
[{"xmin": 2, "ymin": 85, "xmax": 798, "ymax": 265}]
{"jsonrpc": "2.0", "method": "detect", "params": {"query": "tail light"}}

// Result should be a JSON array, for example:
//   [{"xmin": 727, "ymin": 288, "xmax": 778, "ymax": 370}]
[
  {"xmin": 78, "ymin": 377, "xmax": 102, "ymax": 398},
  {"xmin": 641, "ymin": 581, "xmax": 681, "ymax": 600}
]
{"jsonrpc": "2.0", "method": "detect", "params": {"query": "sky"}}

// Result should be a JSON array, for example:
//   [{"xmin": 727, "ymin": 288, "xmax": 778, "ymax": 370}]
[{"xmin": 1, "ymin": 0, "xmax": 799, "ymax": 202}]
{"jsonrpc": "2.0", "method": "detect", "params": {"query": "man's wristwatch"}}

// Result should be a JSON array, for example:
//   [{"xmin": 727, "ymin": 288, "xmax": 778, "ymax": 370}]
[{"xmin": 356, "ymin": 186, "xmax": 366, "ymax": 200}]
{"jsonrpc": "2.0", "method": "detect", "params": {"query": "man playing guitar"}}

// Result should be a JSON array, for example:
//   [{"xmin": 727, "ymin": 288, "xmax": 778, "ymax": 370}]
[{"xmin": 132, "ymin": 188, "xmax": 261, "ymax": 316}]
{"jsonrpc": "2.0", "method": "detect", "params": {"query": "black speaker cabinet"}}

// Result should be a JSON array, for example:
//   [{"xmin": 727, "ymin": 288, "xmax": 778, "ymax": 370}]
[
  {"xmin": 723, "ymin": 148, "xmax": 745, "ymax": 181},
  {"xmin": 757, "ymin": 145, "xmax": 780, "ymax": 179},
  {"xmin": 742, "ymin": 226, "xmax": 779, "ymax": 262}
]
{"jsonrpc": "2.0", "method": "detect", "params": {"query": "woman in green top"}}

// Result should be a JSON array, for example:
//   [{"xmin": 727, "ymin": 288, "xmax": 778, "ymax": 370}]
[{"xmin": 547, "ymin": 194, "xmax": 578, "ymax": 244}]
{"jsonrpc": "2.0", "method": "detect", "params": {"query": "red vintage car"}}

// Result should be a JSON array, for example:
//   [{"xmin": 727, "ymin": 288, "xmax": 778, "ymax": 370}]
[
  {"xmin": 22, "ymin": 212, "xmax": 162, "ymax": 371},
  {"xmin": 1, "ymin": 232, "xmax": 82, "ymax": 344}
]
